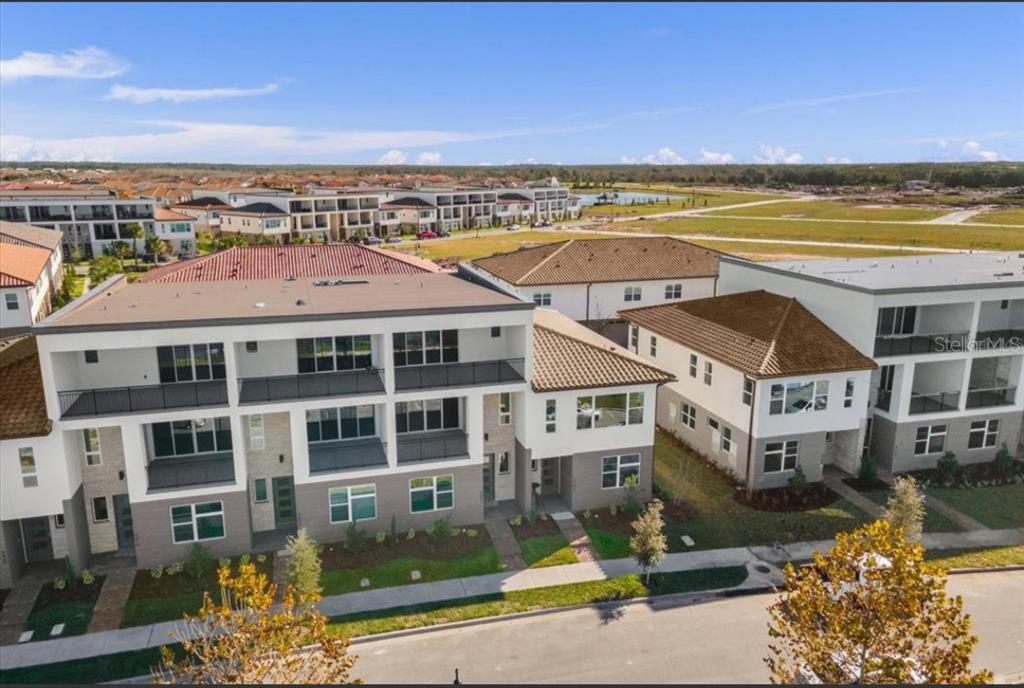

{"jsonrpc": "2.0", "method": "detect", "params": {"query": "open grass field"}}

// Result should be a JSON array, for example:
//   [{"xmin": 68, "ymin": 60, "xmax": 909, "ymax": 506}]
[
  {"xmin": 966, "ymin": 207, "xmax": 1024, "ymax": 226},
  {"xmin": 582, "ymin": 197, "xmax": 694, "ymax": 217},
  {"xmin": 852, "ymin": 486, "xmax": 964, "ymax": 533},
  {"xmin": 924, "ymin": 483, "xmax": 1024, "ymax": 530},
  {"xmin": 580, "ymin": 186, "xmax": 786, "ymax": 218},
  {"xmin": 705, "ymin": 199, "xmax": 947, "ymax": 222},
  {"xmin": 613, "ymin": 215, "xmax": 1024, "ymax": 250}
]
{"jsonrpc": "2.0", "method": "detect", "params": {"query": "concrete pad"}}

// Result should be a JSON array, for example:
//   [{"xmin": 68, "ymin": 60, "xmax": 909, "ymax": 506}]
[
  {"xmin": 681, "ymin": 535, "xmax": 695, "ymax": 547},
  {"xmin": 360, "ymin": 577, "xmax": 370, "ymax": 588},
  {"xmin": 50, "ymin": 623, "xmax": 65, "ymax": 636},
  {"xmin": 549, "ymin": 511, "xmax": 575, "ymax": 521},
  {"xmin": 17, "ymin": 630, "xmax": 33, "ymax": 643},
  {"xmin": 410, "ymin": 570, "xmax": 421, "ymax": 581}
]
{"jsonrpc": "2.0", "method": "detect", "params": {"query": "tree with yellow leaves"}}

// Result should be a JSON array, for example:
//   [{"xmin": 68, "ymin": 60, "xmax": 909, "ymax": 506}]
[
  {"xmin": 765, "ymin": 520, "xmax": 991, "ymax": 684},
  {"xmin": 153, "ymin": 561, "xmax": 359, "ymax": 684}
]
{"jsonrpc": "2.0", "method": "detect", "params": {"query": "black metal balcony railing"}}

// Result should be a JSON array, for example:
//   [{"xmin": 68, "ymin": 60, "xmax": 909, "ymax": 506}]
[
  {"xmin": 309, "ymin": 438, "xmax": 387, "ymax": 474},
  {"xmin": 394, "ymin": 358, "xmax": 525, "ymax": 391},
  {"xmin": 966, "ymin": 386, "xmax": 1017, "ymax": 409},
  {"xmin": 147, "ymin": 452, "xmax": 235, "ymax": 490},
  {"xmin": 908, "ymin": 391, "xmax": 960, "ymax": 415},
  {"xmin": 397, "ymin": 430, "xmax": 468, "ymax": 464},
  {"xmin": 874, "ymin": 332, "xmax": 970, "ymax": 357},
  {"xmin": 59, "ymin": 380, "xmax": 229, "ymax": 419},
  {"xmin": 238, "ymin": 369, "xmax": 384, "ymax": 404},
  {"xmin": 874, "ymin": 390, "xmax": 893, "ymax": 412},
  {"xmin": 973, "ymin": 329, "xmax": 1024, "ymax": 351}
]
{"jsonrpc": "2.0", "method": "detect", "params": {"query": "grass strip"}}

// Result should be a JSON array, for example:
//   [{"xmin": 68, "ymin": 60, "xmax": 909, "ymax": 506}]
[{"xmin": 518, "ymin": 534, "xmax": 578, "ymax": 568}]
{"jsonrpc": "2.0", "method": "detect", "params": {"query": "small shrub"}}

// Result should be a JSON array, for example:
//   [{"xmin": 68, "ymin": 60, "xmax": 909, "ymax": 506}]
[
  {"xmin": 150, "ymin": 566, "xmax": 164, "ymax": 579},
  {"xmin": 466, "ymin": 528, "xmax": 479, "ymax": 538},
  {"xmin": 218, "ymin": 557, "xmax": 231, "ymax": 569},
  {"xmin": 582, "ymin": 509, "xmax": 592, "ymax": 520},
  {"xmin": 609, "ymin": 504, "xmax": 618, "ymax": 517},
  {"xmin": 345, "ymin": 523, "xmax": 367, "ymax": 552},
  {"xmin": 54, "ymin": 577, "xmax": 67, "ymax": 591},
  {"xmin": 858, "ymin": 451, "xmax": 878, "ymax": 486},
  {"xmin": 238, "ymin": 554, "xmax": 250, "ymax": 567},
  {"xmin": 81, "ymin": 569, "xmax": 95, "ymax": 585},
  {"xmin": 937, "ymin": 451, "xmax": 960, "ymax": 484},
  {"xmin": 285, "ymin": 528, "xmax": 322, "ymax": 602},
  {"xmin": 374, "ymin": 530, "xmax": 387, "ymax": 545},
  {"xmin": 508, "ymin": 515, "xmax": 523, "ymax": 528},
  {"xmin": 166, "ymin": 561, "xmax": 183, "ymax": 576},
  {"xmin": 449, "ymin": 527, "xmax": 461, "ymax": 537},
  {"xmin": 406, "ymin": 528, "xmax": 416, "ymax": 540},
  {"xmin": 884, "ymin": 475, "xmax": 925, "ymax": 541},
  {"xmin": 788, "ymin": 466, "xmax": 809, "ymax": 493},
  {"xmin": 622, "ymin": 473, "xmax": 643, "ymax": 517},
  {"xmin": 526, "ymin": 505, "xmax": 539, "ymax": 525},
  {"xmin": 185, "ymin": 543, "xmax": 215, "ymax": 580},
  {"xmin": 428, "ymin": 517, "xmax": 452, "ymax": 543},
  {"xmin": 256, "ymin": 553, "xmax": 267, "ymax": 564},
  {"xmin": 994, "ymin": 444, "xmax": 1014, "ymax": 478}
]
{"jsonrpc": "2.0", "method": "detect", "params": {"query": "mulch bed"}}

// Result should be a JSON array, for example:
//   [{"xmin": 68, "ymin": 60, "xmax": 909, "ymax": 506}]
[
  {"xmin": 0, "ymin": 588, "xmax": 10, "ymax": 608},
  {"xmin": 321, "ymin": 526, "xmax": 493, "ymax": 570},
  {"xmin": 579, "ymin": 507, "xmax": 634, "ymax": 534},
  {"xmin": 509, "ymin": 517, "xmax": 561, "ymax": 541},
  {"xmin": 734, "ymin": 483, "xmax": 841, "ymax": 513},
  {"xmin": 127, "ymin": 554, "xmax": 273, "ymax": 600},
  {"xmin": 30, "ymin": 576, "xmax": 106, "ymax": 614},
  {"xmin": 907, "ymin": 459, "xmax": 1024, "ymax": 488},
  {"xmin": 842, "ymin": 477, "xmax": 887, "ymax": 492}
]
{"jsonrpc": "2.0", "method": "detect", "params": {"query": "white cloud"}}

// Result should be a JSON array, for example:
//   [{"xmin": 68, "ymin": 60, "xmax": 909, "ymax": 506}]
[
  {"xmin": 377, "ymin": 149, "xmax": 408, "ymax": 164},
  {"xmin": 746, "ymin": 87, "xmax": 919, "ymax": 114},
  {"xmin": 620, "ymin": 155, "xmax": 638, "ymax": 164},
  {"xmin": 104, "ymin": 81, "xmax": 284, "ymax": 104},
  {"xmin": 416, "ymin": 151, "xmax": 442, "ymax": 164},
  {"xmin": 699, "ymin": 147, "xmax": 736, "ymax": 164},
  {"xmin": 0, "ymin": 46, "xmax": 129, "ymax": 82},
  {"xmin": 754, "ymin": 145, "xmax": 804, "ymax": 164},
  {"xmin": 642, "ymin": 147, "xmax": 687, "ymax": 165},
  {"xmin": 963, "ymin": 140, "xmax": 999, "ymax": 161},
  {"xmin": 826, "ymin": 156, "xmax": 852, "ymax": 164}
]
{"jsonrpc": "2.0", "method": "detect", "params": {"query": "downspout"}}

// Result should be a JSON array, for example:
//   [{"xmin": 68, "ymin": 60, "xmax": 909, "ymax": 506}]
[
  {"xmin": 744, "ymin": 378, "xmax": 757, "ymax": 498},
  {"xmin": 586, "ymin": 282, "xmax": 592, "ymax": 322}
]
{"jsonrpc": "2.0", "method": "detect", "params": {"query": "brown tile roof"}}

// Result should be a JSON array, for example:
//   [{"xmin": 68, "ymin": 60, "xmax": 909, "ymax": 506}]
[
  {"xmin": 621, "ymin": 290, "xmax": 876, "ymax": 379},
  {"xmin": 138, "ymin": 244, "xmax": 440, "ymax": 283},
  {"xmin": 0, "ymin": 335, "xmax": 51, "ymax": 439},
  {"xmin": 0, "ymin": 221, "xmax": 63, "ymax": 251},
  {"xmin": 471, "ymin": 237, "xmax": 721, "ymax": 286},
  {"xmin": 171, "ymin": 197, "xmax": 231, "ymax": 210},
  {"xmin": 0, "ymin": 242, "xmax": 51, "ymax": 287},
  {"xmin": 531, "ymin": 308, "xmax": 674, "ymax": 392},
  {"xmin": 154, "ymin": 207, "xmax": 195, "ymax": 222}
]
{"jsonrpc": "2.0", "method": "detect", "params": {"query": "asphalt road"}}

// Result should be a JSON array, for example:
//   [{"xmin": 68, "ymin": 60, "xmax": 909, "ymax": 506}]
[{"xmin": 350, "ymin": 570, "xmax": 1024, "ymax": 684}]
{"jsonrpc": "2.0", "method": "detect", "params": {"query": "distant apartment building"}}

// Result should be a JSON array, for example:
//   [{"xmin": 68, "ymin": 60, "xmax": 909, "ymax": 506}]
[
  {"xmin": 0, "ymin": 222, "xmax": 65, "ymax": 334},
  {"xmin": 0, "ymin": 267, "xmax": 669, "ymax": 579},
  {"xmin": 152, "ymin": 208, "xmax": 197, "ymax": 256},
  {"xmin": 168, "ymin": 196, "xmax": 231, "ymax": 234},
  {"xmin": 460, "ymin": 237, "xmax": 721, "ymax": 344}
]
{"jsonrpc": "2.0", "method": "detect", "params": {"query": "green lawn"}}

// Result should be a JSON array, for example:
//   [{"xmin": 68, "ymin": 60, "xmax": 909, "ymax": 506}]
[
  {"xmin": 706, "ymin": 199, "xmax": 947, "ymax": 222},
  {"xmin": 320, "ymin": 544, "xmax": 502, "ymax": 596},
  {"xmin": 966, "ymin": 207, "xmax": 1024, "ymax": 225},
  {"xmin": 853, "ymin": 487, "xmax": 965, "ymax": 533},
  {"xmin": 583, "ymin": 198, "xmax": 693, "ymax": 218},
  {"xmin": 518, "ymin": 534, "xmax": 578, "ymax": 568},
  {"xmin": 924, "ymin": 483, "xmax": 1024, "ymax": 529},
  {"xmin": 23, "ymin": 600, "xmax": 96, "ymax": 639},
  {"xmin": 925, "ymin": 545, "xmax": 1024, "ymax": 570}
]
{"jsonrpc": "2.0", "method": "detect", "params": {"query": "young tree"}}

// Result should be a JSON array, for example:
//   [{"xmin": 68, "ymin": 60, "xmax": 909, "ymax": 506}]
[
  {"xmin": 765, "ymin": 520, "xmax": 991, "ymax": 684},
  {"xmin": 629, "ymin": 498, "xmax": 667, "ymax": 585},
  {"xmin": 286, "ymin": 528, "xmax": 323, "ymax": 604},
  {"xmin": 145, "ymin": 235, "xmax": 170, "ymax": 262},
  {"xmin": 884, "ymin": 475, "xmax": 926, "ymax": 541},
  {"xmin": 88, "ymin": 255, "xmax": 122, "ymax": 285},
  {"xmin": 121, "ymin": 222, "xmax": 144, "ymax": 264},
  {"xmin": 154, "ymin": 561, "xmax": 357, "ymax": 684}
]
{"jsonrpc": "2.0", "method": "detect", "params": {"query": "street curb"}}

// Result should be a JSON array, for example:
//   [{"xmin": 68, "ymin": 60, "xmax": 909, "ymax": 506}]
[{"xmin": 947, "ymin": 564, "xmax": 1024, "ymax": 575}]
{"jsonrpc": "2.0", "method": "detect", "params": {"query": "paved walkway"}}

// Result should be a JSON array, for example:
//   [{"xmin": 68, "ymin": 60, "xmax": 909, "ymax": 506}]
[
  {"xmin": 0, "ymin": 561, "xmax": 62, "ymax": 645},
  {"xmin": 483, "ymin": 520, "xmax": 526, "ymax": 570},
  {"xmin": 3, "ymin": 528, "xmax": 1022, "ymax": 671},
  {"xmin": 822, "ymin": 466, "xmax": 885, "ymax": 518},
  {"xmin": 86, "ymin": 557, "xmax": 136, "ymax": 633},
  {"xmin": 550, "ymin": 512, "xmax": 599, "ymax": 563},
  {"xmin": 877, "ymin": 467, "xmax": 989, "ymax": 531}
]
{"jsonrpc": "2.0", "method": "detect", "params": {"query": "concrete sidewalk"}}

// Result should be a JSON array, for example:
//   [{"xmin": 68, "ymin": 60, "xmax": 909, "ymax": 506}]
[{"xmin": 2, "ymin": 528, "xmax": 1022, "ymax": 671}]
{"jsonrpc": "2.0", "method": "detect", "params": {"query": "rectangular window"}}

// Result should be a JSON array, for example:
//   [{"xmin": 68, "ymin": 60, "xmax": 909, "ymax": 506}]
[
  {"xmin": 491, "ymin": 326, "xmax": 501, "ymax": 338},
  {"xmin": 769, "ymin": 380, "xmax": 830, "ymax": 415},
  {"xmin": 532, "ymin": 292, "xmax": 551, "ymax": 306},
  {"xmin": 742, "ymin": 379, "xmax": 753, "ymax": 406},
  {"xmin": 4, "ymin": 293, "xmax": 18, "ymax": 310},
  {"xmin": 18, "ymin": 447, "xmax": 37, "ymax": 487},
  {"xmin": 876, "ymin": 306, "xmax": 917, "ymax": 336},
  {"xmin": 545, "ymin": 399, "xmax": 557, "ymax": 433},
  {"xmin": 92, "ymin": 496, "xmax": 109, "ymax": 522},
  {"xmin": 307, "ymin": 405, "xmax": 376, "ymax": 442},
  {"xmin": 601, "ymin": 454, "xmax": 641, "ymax": 489},
  {"xmin": 296, "ymin": 335, "xmax": 372, "ymax": 373},
  {"xmin": 410, "ymin": 475, "xmax": 454, "ymax": 513},
  {"xmin": 392, "ymin": 330, "xmax": 457, "ymax": 367},
  {"xmin": 498, "ymin": 392, "xmax": 512, "ymax": 425},
  {"xmin": 577, "ymin": 392, "xmax": 644, "ymax": 429},
  {"xmin": 151, "ymin": 418, "xmax": 232, "ymax": 457},
  {"xmin": 84, "ymin": 349, "xmax": 98, "ymax": 364},
  {"xmin": 329, "ymin": 484, "xmax": 377, "ymax": 523},
  {"xmin": 764, "ymin": 441, "xmax": 799, "ymax": 473},
  {"xmin": 689, "ymin": 354, "xmax": 698, "ymax": 378},
  {"xmin": 248, "ymin": 415, "xmax": 265, "ymax": 450},
  {"xmin": 680, "ymin": 402, "xmax": 696, "ymax": 429},
  {"xmin": 968, "ymin": 419, "xmax": 999, "ymax": 449},
  {"xmin": 253, "ymin": 478, "xmax": 268, "ymax": 503},
  {"xmin": 624, "ymin": 285, "xmax": 642, "ymax": 303},
  {"xmin": 156, "ymin": 343, "xmax": 226, "ymax": 383},
  {"xmin": 498, "ymin": 451, "xmax": 511, "ymax": 474},
  {"xmin": 629, "ymin": 325, "xmax": 639, "ymax": 352},
  {"xmin": 914, "ymin": 425, "xmax": 947, "ymax": 455},
  {"xmin": 245, "ymin": 341, "xmax": 258, "ymax": 353},
  {"xmin": 844, "ymin": 377, "xmax": 856, "ymax": 408},
  {"xmin": 170, "ymin": 501, "xmax": 225, "ymax": 544},
  {"xmin": 721, "ymin": 426, "xmax": 735, "ymax": 455},
  {"xmin": 665, "ymin": 283, "xmax": 682, "ymax": 299},
  {"xmin": 704, "ymin": 361, "xmax": 713, "ymax": 386},
  {"xmin": 83, "ymin": 428, "xmax": 102, "ymax": 466},
  {"xmin": 53, "ymin": 514, "xmax": 65, "ymax": 529},
  {"xmin": 395, "ymin": 398, "xmax": 458, "ymax": 434},
  {"xmin": 649, "ymin": 336, "xmax": 657, "ymax": 357}
]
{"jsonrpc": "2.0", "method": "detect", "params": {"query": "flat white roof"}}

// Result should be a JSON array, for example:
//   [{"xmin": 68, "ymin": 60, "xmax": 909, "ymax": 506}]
[{"xmin": 722, "ymin": 252, "xmax": 1024, "ymax": 293}]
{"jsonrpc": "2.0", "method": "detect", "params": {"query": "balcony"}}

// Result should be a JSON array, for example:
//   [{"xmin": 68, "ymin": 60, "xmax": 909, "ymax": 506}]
[
  {"xmin": 309, "ymin": 437, "xmax": 387, "ymax": 474},
  {"xmin": 874, "ymin": 332, "xmax": 969, "ymax": 357},
  {"xmin": 965, "ymin": 386, "xmax": 1017, "ymax": 409},
  {"xmin": 238, "ymin": 369, "xmax": 385, "ymax": 404},
  {"xmin": 397, "ymin": 429, "xmax": 468, "ymax": 465},
  {"xmin": 59, "ymin": 380, "xmax": 229, "ymax": 419},
  {"xmin": 974, "ymin": 329, "xmax": 1024, "ymax": 351},
  {"xmin": 908, "ymin": 390, "xmax": 960, "ymax": 415},
  {"xmin": 394, "ymin": 359, "xmax": 525, "ymax": 391},
  {"xmin": 147, "ymin": 452, "xmax": 234, "ymax": 490}
]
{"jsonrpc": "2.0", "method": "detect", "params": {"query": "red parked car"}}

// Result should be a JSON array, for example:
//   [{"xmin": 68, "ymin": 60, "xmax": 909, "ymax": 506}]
[{"xmin": 416, "ymin": 229, "xmax": 439, "ymax": 240}]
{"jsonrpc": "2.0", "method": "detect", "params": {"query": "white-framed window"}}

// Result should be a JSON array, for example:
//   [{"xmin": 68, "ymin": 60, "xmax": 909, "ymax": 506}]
[
  {"xmin": 689, "ymin": 354, "xmax": 698, "ymax": 378},
  {"xmin": 968, "ymin": 419, "xmax": 999, "ymax": 449},
  {"xmin": 498, "ymin": 392, "xmax": 512, "ymax": 425},
  {"xmin": 769, "ymin": 380, "xmax": 830, "ymax": 415},
  {"xmin": 533, "ymin": 292, "xmax": 552, "ymax": 306},
  {"xmin": 4, "ymin": 293, "xmax": 18, "ymax": 310},
  {"xmin": 844, "ymin": 377, "xmax": 855, "ymax": 408},
  {"xmin": 665, "ymin": 283, "xmax": 682, "ymax": 299},
  {"xmin": 742, "ymin": 379, "xmax": 753, "ymax": 406},
  {"xmin": 914, "ymin": 424, "xmax": 947, "ymax": 455},
  {"xmin": 577, "ymin": 392, "xmax": 644, "ymax": 429},
  {"xmin": 624, "ymin": 285, "xmax": 642, "ymax": 302},
  {"xmin": 92, "ymin": 496, "xmax": 109, "ymax": 523},
  {"xmin": 253, "ymin": 478, "xmax": 268, "ymax": 504},
  {"xmin": 680, "ymin": 402, "xmax": 696, "ymax": 429},
  {"xmin": 498, "ymin": 451, "xmax": 511, "ymax": 475},
  {"xmin": 629, "ymin": 325, "xmax": 639, "ymax": 351},
  {"xmin": 764, "ymin": 441, "xmax": 799, "ymax": 473},
  {"xmin": 410, "ymin": 474, "xmax": 454, "ymax": 513},
  {"xmin": 53, "ymin": 514, "xmax": 65, "ymax": 529},
  {"xmin": 248, "ymin": 414, "xmax": 265, "ymax": 450},
  {"xmin": 170, "ymin": 501, "xmax": 225, "ymax": 544},
  {"xmin": 704, "ymin": 361, "xmax": 713, "ymax": 385},
  {"xmin": 83, "ymin": 428, "xmax": 102, "ymax": 466},
  {"xmin": 329, "ymin": 484, "xmax": 377, "ymax": 523},
  {"xmin": 601, "ymin": 454, "xmax": 641, "ymax": 489},
  {"xmin": 18, "ymin": 447, "xmax": 37, "ymax": 487},
  {"xmin": 545, "ymin": 399, "xmax": 557, "ymax": 433},
  {"xmin": 721, "ymin": 426, "xmax": 735, "ymax": 455},
  {"xmin": 649, "ymin": 335, "xmax": 657, "ymax": 357}
]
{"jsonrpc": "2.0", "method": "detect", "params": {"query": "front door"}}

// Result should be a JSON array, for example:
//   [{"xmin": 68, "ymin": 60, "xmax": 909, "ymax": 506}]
[
  {"xmin": 541, "ymin": 458, "xmax": 559, "ymax": 495},
  {"xmin": 482, "ymin": 454, "xmax": 496, "ymax": 506},
  {"xmin": 113, "ymin": 493, "xmax": 135, "ymax": 552},
  {"xmin": 272, "ymin": 477, "xmax": 296, "ymax": 528},
  {"xmin": 21, "ymin": 517, "xmax": 53, "ymax": 562}
]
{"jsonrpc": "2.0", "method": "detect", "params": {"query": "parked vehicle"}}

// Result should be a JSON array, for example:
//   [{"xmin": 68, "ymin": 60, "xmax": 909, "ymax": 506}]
[
  {"xmin": 362, "ymin": 235, "xmax": 382, "ymax": 245},
  {"xmin": 436, "ymin": 228, "xmax": 451, "ymax": 238},
  {"xmin": 417, "ymin": 229, "xmax": 439, "ymax": 240},
  {"xmin": 509, "ymin": 224, "xmax": 521, "ymax": 232},
  {"xmin": 385, "ymin": 235, "xmax": 402, "ymax": 244}
]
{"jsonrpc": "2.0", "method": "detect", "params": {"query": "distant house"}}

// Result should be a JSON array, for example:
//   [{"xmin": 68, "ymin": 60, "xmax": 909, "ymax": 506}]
[
  {"xmin": 153, "ymin": 208, "xmax": 197, "ymax": 256},
  {"xmin": 169, "ymin": 196, "xmax": 231, "ymax": 234}
]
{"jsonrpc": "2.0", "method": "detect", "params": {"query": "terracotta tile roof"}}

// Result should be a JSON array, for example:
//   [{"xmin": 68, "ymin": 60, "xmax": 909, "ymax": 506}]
[
  {"xmin": 137, "ymin": 244, "xmax": 440, "ymax": 283},
  {"xmin": 531, "ymin": 308, "xmax": 674, "ymax": 392},
  {"xmin": 1, "ymin": 242, "xmax": 51, "ymax": 287},
  {"xmin": 621, "ymin": 290, "xmax": 876, "ymax": 379},
  {"xmin": 0, "ymin": 335, "xmax": 51, "ymax": 439},
  {"xmin": 154, "ymin": 207, "xmax": 195, "ymax": 222},
  {"xmin": 471, "ymin": 237, "xmax": 721, "ymax": 286},
  {"xmin": 0, "ymin": 221, "xmax": 63, "ymax": 251}
]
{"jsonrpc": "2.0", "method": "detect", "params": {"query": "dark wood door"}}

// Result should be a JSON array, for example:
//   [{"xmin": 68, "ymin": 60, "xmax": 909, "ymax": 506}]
[{"xmin": 272, "ymin": 477, "xmax": 296, "ymax": 527}]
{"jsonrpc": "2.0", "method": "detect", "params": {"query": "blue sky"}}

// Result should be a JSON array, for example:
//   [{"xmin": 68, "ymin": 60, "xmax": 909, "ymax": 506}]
[{"xmin": 0, "ymin": 2, "xmax": 1020, "ymax": 165}]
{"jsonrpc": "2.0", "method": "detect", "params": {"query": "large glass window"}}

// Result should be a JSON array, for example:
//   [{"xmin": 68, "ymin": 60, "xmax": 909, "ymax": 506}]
[
  {"xmin": 680, "ymin": 402, "xmax": 697, "ymax": 429},
  {"xmin": 577, "ymin": 392, "xmax": 644, "ymax": 429},
  {"xmin": 764, "ymin": 441, "xmax": 799, "ymax": 473},
  {"xmin": 601, "ymin": 454, "xmax": 640, "ymax": 489},
  {"xmin": 152, "ymin": 418, "xmax": 232, "ymax": 457},
  {"xmin": 665, "ymin": 283, "xmax": 682, "ymax": 299},
  {"xmin": 624, "ymin": 286, "xmax": 642, "ymax": 302},
  {"xmin": 968, "ymin": 420, "xmax": 999, "ymax": 449},
  {"xmin": 329, "ymin": 484, "xmax": 377, "ymax": 523},
  {"xmin": 157, "ymin": 343, "xmax": 225, "ymax": 383},
  {"xmin": 876, "ymin": 306, "xmax": 916, "ymax": 336},
  {"xmin": 392, "ymin": 330, "xmax": 458, "ymax": 367},
  {"xmin": 395, "ymin": 398, "xmax": 459, "ymax": 433},
  {"xmin": 296, "ymin": 335, "xmax": 372, "ymax": 373},
  {"xmin": 914, "ymin": 425, "xmax": 947, "ymax": 455},
  {"xmin": 170, "ymin": 501, "xmax": 225, "ymax": 543},
  {"xmin": 769, "ymin": 380, "xmax": 829, "ymax": 415},
  {"xmin": 410, "ymin": 475, "xmax": 454, "ymax": 513}
]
